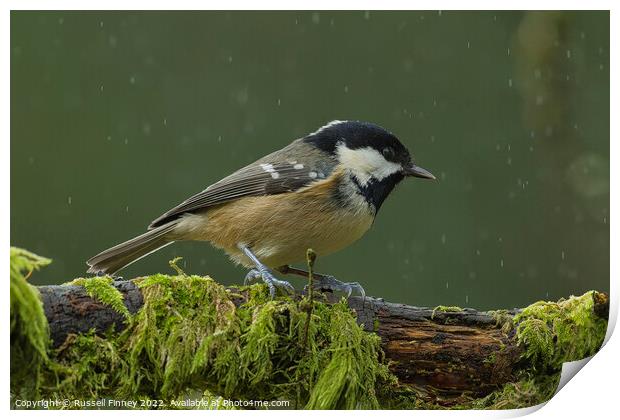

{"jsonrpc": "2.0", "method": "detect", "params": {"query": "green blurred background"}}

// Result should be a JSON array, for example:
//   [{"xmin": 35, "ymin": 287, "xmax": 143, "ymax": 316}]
[{"xmin": 11, "ymin": 11, "xmax": 609, "ymax": 309}]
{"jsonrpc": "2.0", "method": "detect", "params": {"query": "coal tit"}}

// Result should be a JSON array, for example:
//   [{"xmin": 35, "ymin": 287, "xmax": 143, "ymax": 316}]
[{"xmin": 87, "ymin": 120, "xmax": 435, "ymax": 297}]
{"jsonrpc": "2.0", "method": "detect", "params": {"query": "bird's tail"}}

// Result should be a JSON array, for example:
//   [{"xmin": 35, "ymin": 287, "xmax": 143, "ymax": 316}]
[{"xmin": 86, "ymin": 221, "xmax": 178, "ymax": 275}]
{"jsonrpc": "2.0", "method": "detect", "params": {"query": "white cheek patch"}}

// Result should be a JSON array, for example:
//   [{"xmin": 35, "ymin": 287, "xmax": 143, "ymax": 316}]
[{"xmin": 336, "ymin": 144, "xmax": 403, "ymax": 185}]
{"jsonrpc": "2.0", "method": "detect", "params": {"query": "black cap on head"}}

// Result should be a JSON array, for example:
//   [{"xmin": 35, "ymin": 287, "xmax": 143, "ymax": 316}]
[{"xmin": 303, "ymin": 120, "xmax": 412, "ymax": 166}]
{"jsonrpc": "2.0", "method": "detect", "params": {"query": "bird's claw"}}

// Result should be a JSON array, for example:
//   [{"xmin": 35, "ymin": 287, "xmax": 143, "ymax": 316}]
[
  {"xmin": 308, "ymin": 275, "xmax": 365, "ymax": 298},
  {"xmin": 244, "ymin": 268, "xmax": 295, "ymax": 298}
]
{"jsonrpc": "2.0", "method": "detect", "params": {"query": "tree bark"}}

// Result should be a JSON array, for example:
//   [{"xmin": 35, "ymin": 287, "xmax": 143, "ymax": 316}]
[{"xmin": 37, "ymin": 281, "xmax": 608, "ymax": 401}]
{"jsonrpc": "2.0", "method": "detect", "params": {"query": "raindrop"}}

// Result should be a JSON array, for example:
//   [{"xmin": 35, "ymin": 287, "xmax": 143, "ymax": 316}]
[
  {"xmin": 125, "ymin": 206, "xmax": 129, "ymax": 212},
  {"xmin": 100, "ymin": 85, "xmax": 104, "ymax": 92},
  {"xmin": 344, "ymin": 85, "xmax": 349, "ymax": 93},
  {"xmin": 277, "ymin": 98, "xmax": 281, "ymax": 106},
  {"xmin": 467, "ymin": 41, "xmax": 471, "ymax": 49},
  {"xmin": 580, "ymin": 31, "xmax": 586, "ymax": 39},
  {"xmin": 438, "ymin": 11, "xmax": 442, "ymax": 16},
  {"xmin": 68, "ymin": 196, "xmax": 72, "ymax": 205},
  {"xmin": 561, "ymin": 251, "xmax": 565, "ymax": 260},
  {"xmin": 545, "ymin": 125, "xmax": 553, "ymax": 137},
  {"xmin": 142, "ymin": 122, "xmax": 151, "ymax": 136},
  {"xmin": 507, "ymin": 157, "xmax": 512, "ymax": 165},
  {"xmin": 228, "ymin": 56, "xmax": 233, "ymax": 63},
  {"xmin": 599, "ymin": 64, "xmax": 604, "ymax": 71},
  {"xmin": 99, "ymin": 21, "xmax": 104, "ymax": 28},
  {"xmin": 58, "ymin": 17, "xmax": 64, "ymax": 25},
  {"xmin": 566, "ymin": 49, "xmax": 571, "ymax": 59},
  {"xmin": 106, "ymin": 135, "xmax": 112, "ymax": 141},
  {"xmin": 529, "ymin": 146, "xmax": 534, "ymax": 152},
  {"xmin": 124, "ymin": 138, "xmax": 129, "ymax": 145},
  {"xmin": 441, "ymin": 234, "xmax": 446, "ymax": 245},
  {"xmin": 129, "ymin": 75, "xmax": 136, "ymax": 84},
  {"xmin": 508, "ymin": 78, "xmax": 513, "ymax": 88},
  {"xmin": 465, "ymin": 295, "xmax": 469, "ymax": 304},
  {"xmin": 476, "ymin": 249, "xmax": 480, "ymax": 256},
  {"xmin": 535, "ymin": 94, "xmax": 544, "ymax": 105},
  {"xmin": 163, "ymin": 118, "xmax": 167, "ymax": 126},
  {"xmin": 445, "ymin": 282, "xmax": 449, "ymax": 289},
  {"xmin": 507, "ymin": 47, "xmax": 511, "ymax": 56},
  {"xmin": 500, "ymin": 259, "xmax": 504, "ymax": 268},
  {"xmin": 311, "ymin": 12, "xmax": 320, "ymax": 24},
  {"xmin": 217, "ymin": 135, "xmax": 222, "ymax": 142},
  {"xmin": 364, "ymin": 11, "xmax": 370, "ymax": 20}
]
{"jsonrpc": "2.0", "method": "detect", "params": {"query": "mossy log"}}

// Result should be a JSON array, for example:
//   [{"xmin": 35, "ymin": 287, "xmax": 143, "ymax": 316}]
[
  {"xmin": 37, "ymin": 278, "xmax": 608, "ymax": 404},
  {"xmin": 11, "ymin": 248, "xmax": 609, "ymax": 409}
]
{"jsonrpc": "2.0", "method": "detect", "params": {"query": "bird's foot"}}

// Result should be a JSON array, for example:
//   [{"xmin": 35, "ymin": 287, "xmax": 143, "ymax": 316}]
[
  {"xmin": 244, "ymin": 268, "xmax": 295, "ymax": 298},
  {"xmin": 309, "ymin": 274, "xmax": 365, "ymax": 298}
]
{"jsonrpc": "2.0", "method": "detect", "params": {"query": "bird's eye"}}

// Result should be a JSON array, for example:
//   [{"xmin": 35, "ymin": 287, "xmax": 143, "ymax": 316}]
[{"xmin": 382, "ymin": 147, "xmax": 395, "ymax": 160}]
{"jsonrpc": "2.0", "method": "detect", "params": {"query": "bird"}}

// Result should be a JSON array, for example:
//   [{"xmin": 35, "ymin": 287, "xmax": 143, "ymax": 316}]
[{"xmin": 87, "ymin": 120, "xmax": 436, "ymax": 297}]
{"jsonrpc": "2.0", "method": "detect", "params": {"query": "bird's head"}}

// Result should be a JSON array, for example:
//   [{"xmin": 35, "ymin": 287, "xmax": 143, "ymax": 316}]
[
  {"xmin": 303, "ymin": 120, "xmax": 435, "ymax": 210},
  {"xmin": 305, "ymin": 120, "xmax": 434, "ymax": 182}
]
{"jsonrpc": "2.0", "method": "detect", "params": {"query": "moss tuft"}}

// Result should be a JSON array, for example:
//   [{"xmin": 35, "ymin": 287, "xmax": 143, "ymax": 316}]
[
  {"xmin": 10, "ymin": 247, "xmax": 52, "ymax": 400},
  {"xmin": 69, "ymin": 277, "xmax": 131, "ymax": 320},
  {"xmin": 465, "ymin": 372, "xmax": 561, "ymax": 409},
  {"xmin": 431, "ymin": 305, "xmax": 463, "ymax": 319},
  {"xmin": 514, "ymin": 291, "xmax": 607, "ymax": 371}
]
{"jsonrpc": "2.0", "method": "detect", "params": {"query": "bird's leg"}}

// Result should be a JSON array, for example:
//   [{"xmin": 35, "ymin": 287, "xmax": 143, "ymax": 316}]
[
  {"xmin": 239, "ymin": 246, "xmax": 295, "ymax": 298},
  {"xmin": 277, "ymin": 265, "xmax": 365, "ymax": 298}
]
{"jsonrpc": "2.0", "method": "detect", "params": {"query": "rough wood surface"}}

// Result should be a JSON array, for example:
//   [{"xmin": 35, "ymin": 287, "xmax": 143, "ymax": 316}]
[
  {"xmin": 35, "ymin": 281, "xmax": 604, "ymax": 400},
  {"xmin": 348, "ymin": 297, "xmax": 522, "ymax": 399}
]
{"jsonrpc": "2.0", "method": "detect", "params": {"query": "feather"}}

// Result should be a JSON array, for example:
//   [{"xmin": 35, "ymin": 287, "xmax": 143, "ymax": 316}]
[{"xmin": 148, "ymin": 141, "xmax": 337, "ymax": 228}]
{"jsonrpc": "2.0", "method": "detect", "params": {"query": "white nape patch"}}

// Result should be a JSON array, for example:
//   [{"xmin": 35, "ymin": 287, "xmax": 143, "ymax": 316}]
[
  {"xmin": 270, "ymin": 172, "xmax": 280, "ymax": 179},
  {"xmin": 309, "ymin": 120, "xmax": 348, "ymax": 136},
  {"xmin": 260, "ymin": 163, "xmax": 275, "ymax": 173},
  {"xmin": 293, "ymin": 163, "xmax": 304, "ymax": 170},
  {"xmin": 336, "ymin": 144, "xmax": 403, "ymax": 185}
]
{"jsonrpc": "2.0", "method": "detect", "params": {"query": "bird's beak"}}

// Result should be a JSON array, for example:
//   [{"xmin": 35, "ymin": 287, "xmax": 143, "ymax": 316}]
[{"xmin": 403, "ymin": 164, "xmax": 436, "ymax": 180}]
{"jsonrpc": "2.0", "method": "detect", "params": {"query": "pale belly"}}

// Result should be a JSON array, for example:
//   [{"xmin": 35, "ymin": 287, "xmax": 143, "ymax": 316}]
[{"xmin": 173, "ymin": 192, "xmax": 375, "ymax": 269}]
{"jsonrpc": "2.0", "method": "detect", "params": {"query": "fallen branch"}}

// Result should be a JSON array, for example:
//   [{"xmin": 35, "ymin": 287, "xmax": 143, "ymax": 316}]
[{"xmin": 10, "ymin": 247, "xmax": 609, "ymax": 409}]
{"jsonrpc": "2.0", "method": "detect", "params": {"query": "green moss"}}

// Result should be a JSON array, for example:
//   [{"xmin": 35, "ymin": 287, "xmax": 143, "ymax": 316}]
[
  {"xmin": 10, "ymin": 247, "xmax": 52, "ymax": 400},
  {"xmin": 9, "ymin": 248, "xmax": 608, "ymax": 410},
  {"xmin": 514, "ymin": 291, "xmax": 607, "ymax": 371},
  {"xmin": 69, "ymin": 277, "xmax": 132, "ymax": 320},
  {"xmin": 465, "ymin": 372, "xmax": 561, "ymax": 410},
  {"xmin": 11, "ymin": 255, "xmax": 388, "ymax": 409},
  {"xmin": 431, "ymin": 305, "xmax": 462, "ymax": 319}
]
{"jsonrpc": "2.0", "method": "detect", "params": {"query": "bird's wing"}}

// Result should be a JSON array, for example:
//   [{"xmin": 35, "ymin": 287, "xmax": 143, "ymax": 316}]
[{"xmin": 148, "ymin": 142, "xmax": 336, "ymax": 228}]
